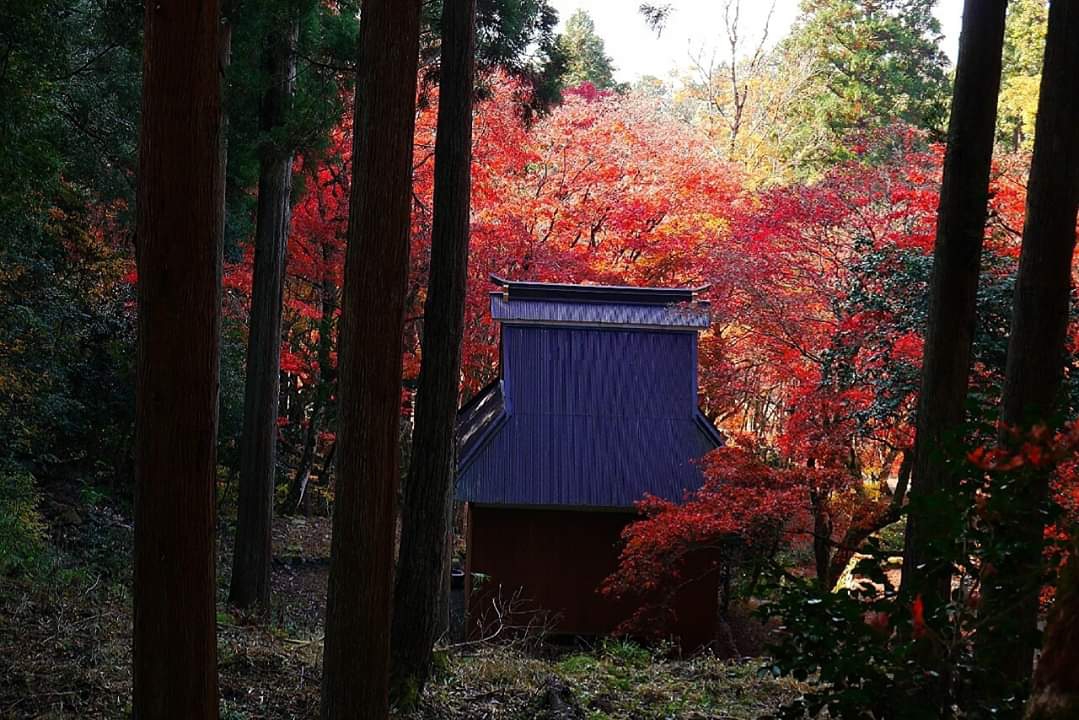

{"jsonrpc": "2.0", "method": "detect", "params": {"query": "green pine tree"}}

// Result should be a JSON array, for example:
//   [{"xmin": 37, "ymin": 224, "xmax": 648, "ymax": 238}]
[
  {"xmin": 779, "ymin": 0, "xmax": 951, "ymax": 165},
  {"xmin": 557, "ymin": 9, "xmax": 617, "ymax": 89}
]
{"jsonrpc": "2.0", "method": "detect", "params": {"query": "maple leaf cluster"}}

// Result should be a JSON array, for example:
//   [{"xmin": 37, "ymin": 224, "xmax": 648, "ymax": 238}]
[{"xmin": 600, "ymin": 446, "xmax": 802, "ymax": 597}]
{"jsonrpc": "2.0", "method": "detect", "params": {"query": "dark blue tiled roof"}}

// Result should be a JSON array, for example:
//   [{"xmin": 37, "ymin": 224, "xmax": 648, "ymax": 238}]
[{"xmin": 456, "ymin": 279, "xmax": 722, "ymax": 510}]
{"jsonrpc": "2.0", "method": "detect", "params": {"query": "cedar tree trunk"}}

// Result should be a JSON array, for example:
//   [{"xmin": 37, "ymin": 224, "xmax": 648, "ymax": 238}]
[
  {"xmin": 981, "ymin": 0, "xmax": 1079, "ymax": 699},
  {"xmin": 230, "ymin": 20, "xmax": 299, "ymax": 612},
  {"xmin": 319, "ymin": 0, "xmax": 421, "ymax": 717},
  {"xmin": 901, "ymin": 0, "xmax": 1007, "ymax": 605},
  {"xmin": 391, "ymin": 0, "xmax": 477, "ymax": 700},
  {"xmin": 1026, "ymin": 540, "xmax": 1079, "ymax": 719},
  {"xmin": 133, "ymin": 0, "xmax": 223, "ymax": 717}
]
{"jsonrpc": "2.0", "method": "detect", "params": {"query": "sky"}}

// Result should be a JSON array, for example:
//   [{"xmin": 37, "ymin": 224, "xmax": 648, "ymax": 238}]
[{"xmin": 548, "ymin": 0, "xmax": 966, "ymax": 84}]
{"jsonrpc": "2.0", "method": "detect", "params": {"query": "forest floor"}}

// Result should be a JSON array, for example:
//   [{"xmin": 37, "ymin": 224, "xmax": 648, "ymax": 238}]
[{"xmin": 0, "ymin": 483, "xmax": 803, "ymax": 719}]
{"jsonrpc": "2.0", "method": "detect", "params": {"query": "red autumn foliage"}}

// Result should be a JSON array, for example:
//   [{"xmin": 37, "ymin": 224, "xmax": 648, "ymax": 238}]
[
  {"xmin": 240, "ymin": 74, "xmax": 740, "ymax": 412},
  {"xmin": 211, "ymin": 71, "xmax": 1079, "ymax": 624},
  {"xmin": 911, "ymin": 595, "xmax": 927, "ymax": 639},
  {"xmin": 864, "ymin": 609, "xmax": 891, "ymax": 636},
  {"xmin": 601, "ymin": 446, "xmax": 803, "ymax": 599},
  {"xmin": 602, "ymin": 127, "xmax": 1066, "ymax": 622}
]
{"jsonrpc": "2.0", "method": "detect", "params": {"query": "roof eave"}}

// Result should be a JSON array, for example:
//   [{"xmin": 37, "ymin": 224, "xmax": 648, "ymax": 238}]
[{"xmin": 489, "ymin": 274, "xmax": 710, "ymax": 305}]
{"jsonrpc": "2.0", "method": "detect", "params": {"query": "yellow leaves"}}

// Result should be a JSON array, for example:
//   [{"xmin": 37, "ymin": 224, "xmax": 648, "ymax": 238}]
[{"xmin": 998, "ymin": 74, "xmax": 1041, "ymax": 150}]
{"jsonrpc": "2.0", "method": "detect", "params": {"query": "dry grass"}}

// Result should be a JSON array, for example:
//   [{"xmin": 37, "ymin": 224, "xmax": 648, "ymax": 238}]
[
  {"xmin": 0, "ymin": 503, "xmax": 803, "ymax": 719},
  {"xmin": 406, "ymin": 642, "xmax": 804, "ymax": 720}
]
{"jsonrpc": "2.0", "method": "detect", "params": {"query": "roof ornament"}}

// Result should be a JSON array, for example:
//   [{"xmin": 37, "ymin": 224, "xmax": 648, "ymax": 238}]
[{"xmin": 490, "ymin": 274, "xmax": 511, "ymax": 301}]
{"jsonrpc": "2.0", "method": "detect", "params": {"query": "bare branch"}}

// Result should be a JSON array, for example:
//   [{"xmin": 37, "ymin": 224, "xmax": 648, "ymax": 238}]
[{"xmin": 639, "ymin": 4, "xmax": 673, "ymax": 37}]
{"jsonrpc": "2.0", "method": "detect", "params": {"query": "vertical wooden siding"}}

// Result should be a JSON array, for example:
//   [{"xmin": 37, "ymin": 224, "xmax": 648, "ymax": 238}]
[
  {"xmin": 465, "ymin": 506, "xmax": 719, "ymax": 649},
  {"xmin": 457, "ymin": 325, "xmax": 719, "ymax": 507}
]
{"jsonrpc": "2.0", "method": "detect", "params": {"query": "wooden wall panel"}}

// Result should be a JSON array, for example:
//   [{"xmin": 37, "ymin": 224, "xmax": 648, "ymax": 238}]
[{"xmin": 465, "ymin": 506, "xmax": 718, "ymax": 650}]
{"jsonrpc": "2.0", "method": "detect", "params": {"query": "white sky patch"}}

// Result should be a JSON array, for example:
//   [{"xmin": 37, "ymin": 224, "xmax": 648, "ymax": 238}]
[{"xmin": 549, "ymin": 0, "xmax": 966, "ymax": 84}]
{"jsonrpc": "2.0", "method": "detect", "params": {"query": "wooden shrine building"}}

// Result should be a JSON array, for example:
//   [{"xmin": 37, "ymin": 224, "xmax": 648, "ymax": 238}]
[{"xmin": 456, "ymin": 277, "xmax": 723, "ymax": 647}]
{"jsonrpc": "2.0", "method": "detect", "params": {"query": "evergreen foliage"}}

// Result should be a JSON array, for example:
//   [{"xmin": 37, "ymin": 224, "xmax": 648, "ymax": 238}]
[
  {"xmin": 557, "ymin": 9, "xmax": 617, "ymax": 89},
  {"xmin": 779, "ymin": 0, "xmax": 950, "ymax": 164}
]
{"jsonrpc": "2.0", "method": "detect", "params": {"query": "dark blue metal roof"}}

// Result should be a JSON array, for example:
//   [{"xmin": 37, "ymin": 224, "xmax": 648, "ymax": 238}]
[
  {"xmin": 457, "ymin": 279, "xmax": 722, "ymax": 509},
  {"xmin": 456, "ymin": 380, "xmax": 506, "ymax": 461},
  {"xmin": 458, "ymin": 412, "xmax": 719, "ymax": 508},
  {"xmin": 489, "ymin": 275, "xmax": 710, "ymax": 304},
  {"xmin": 490, "ymin": 296, "xmax": 710, "ymax": 329},
  {"xmin": 488, "ymin": 275, "xmax": 711, "ymax": 330}
]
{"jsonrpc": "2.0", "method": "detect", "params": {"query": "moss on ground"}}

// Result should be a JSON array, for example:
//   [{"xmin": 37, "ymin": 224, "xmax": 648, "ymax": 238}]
[{"xmin": 410, "ymin": 641, "xmax": 804, "ymax": 720}]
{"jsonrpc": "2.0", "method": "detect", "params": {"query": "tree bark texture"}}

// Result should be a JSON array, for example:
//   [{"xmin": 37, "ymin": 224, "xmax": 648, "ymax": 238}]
[
  {"xmin": 981, "ymin": 0, "xmax": 1079, "ymax": 697},
  {"xmin": 391, "ymin": 0, "xmax": 477, "ymax": 701},
  {"xmin": 320, "ymin": 0, "xmax": 421, "ymax": 717},
  {"xmin": 133, "ymin": 0, "xmax": 223, "ymax": 717},
  {"xmin": 1026, "ymin": 540, "xmax": 1079, "ymax": 720},
  {"xmin": 230, "ymin": 19, "xmax": 299, "ymax": 612},
  {"xmin": 901, "ymin": 0, "xmax": 1007, "ymax": 605}
]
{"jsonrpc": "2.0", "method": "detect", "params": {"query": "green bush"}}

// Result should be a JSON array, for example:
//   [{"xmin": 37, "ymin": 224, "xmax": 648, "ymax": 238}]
[
  {"xmin": 759, "ymin": 475, "xmax": 1039, "ymax": 719},
  {"xmin": 599, "ymin": 638, "xmax": 652, "ymax": 667},
  {"xmin": 759, "ymin": 560, "xmax": 931, "ymax": 720},
  {"xmin": 0, "ymin": 464, "xmax": 46, "ymax": 575}
]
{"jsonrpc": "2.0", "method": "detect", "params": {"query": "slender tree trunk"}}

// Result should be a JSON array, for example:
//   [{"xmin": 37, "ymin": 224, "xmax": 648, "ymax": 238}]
[
  {"xmin": 981, "ymin": 0, "xmax": 1079, "ymax": 699},
  {"xmin": 283, "ymin": 256, "xmax": 336, "ymax": 515},
  {"xmin": 901, "ymin": 0, "xmax": 1008, "ymax": 606},
  {"xmin": 133, "ymin": 0, "xmax": 222, "ymax": 716},
  {"xmin": 230, "ymin": 20, "xmax": 299, "ymax": 612},
  {"xmin": 283, "ymin": 406, "xmax": 320, "ymax": 514},
  {"xmin": 810, "ymin": 489, "xmax": 833, "ymax": 588},
  {"xmin": 390, "ymin": 0, "xmax": 477, "ymax": 702},
  {"xmin": 826, "ymin": 449, "xmax": 912, "ymax": 583},
  {"xmin": 212, "ymin": 10, "xmax": 232, "ymax": 522},
  {"xmin": 284, "ymin": 380, "xmax": 326, "ymax": 515},
  {"xmin": 320, "ymin": 0, "xmax": 421, "ymax": 716}
]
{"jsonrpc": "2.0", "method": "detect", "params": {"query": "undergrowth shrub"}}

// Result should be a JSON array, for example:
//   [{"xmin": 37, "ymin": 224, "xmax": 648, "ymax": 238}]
[
  {"xmin": 0, "ymin": 463, "xmax": 46, "ymax": 575},
  {"xmin": 759, "ymin": 556, "xmax": 942, "ymax": 720},
  {"xmin": 757, "ymin": 425, "xmax": 1074, "ymax": 720}
]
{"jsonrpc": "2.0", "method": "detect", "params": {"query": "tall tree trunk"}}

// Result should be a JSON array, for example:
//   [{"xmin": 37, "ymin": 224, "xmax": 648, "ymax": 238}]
[
  {"xmin": 230, "ymin": 19, "xmax": 299, "ymax": 612},
  {"xmin": 320, "ymin": 0, "xmax": 421, "ymax": 716},
  {"xmin": 133, "ymin": 0, "xmax": 223, "ymax": 716},
  {"xmin": 1026, "ymin": 539, "xmax": 1079, "ymax": 720},
  {"xmin": 981, "ymin": 0, "xmax": 1079, "ymax": 700},
  {"xmin": 901, "ymin": 0, "xmax": 1007, "ymax": 606},
  {"xmin": 390, "ymin": 0, "xmax": 477, "ymax": 701}
]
